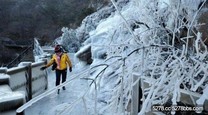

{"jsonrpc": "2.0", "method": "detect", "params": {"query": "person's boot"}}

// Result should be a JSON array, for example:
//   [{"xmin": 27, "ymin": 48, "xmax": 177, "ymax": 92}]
[
  {"xmin": 57, "ymin": 89, "xmax": 60, "ymax": 94},
  {"xmin": 62, "ymin": 86, "xmax": 66, "ymax": 90}
]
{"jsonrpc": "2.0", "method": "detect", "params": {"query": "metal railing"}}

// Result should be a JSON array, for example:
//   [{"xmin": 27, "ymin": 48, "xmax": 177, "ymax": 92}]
[
  {"xmin": 16, "ymin": 68, "xmax": 90, "ymax": 115},
  {"xmin": 5, "ymin": 60, "xmax": 48, "ymax": 100},
  {"xmin": 0, "ymin": 58, "xmax": 49, "ymax": 114}
]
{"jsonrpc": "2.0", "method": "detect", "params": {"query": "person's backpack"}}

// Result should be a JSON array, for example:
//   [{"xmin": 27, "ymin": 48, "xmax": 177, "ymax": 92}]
[{"xmin": 52, "ymin": 62, "xmax": 57, "ymax": 71}]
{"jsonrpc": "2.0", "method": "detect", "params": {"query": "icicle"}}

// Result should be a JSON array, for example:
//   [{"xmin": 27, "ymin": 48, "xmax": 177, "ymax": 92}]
[{"xmin": 195, "ymin": 32, "xmax": 202, "ymax": 57}]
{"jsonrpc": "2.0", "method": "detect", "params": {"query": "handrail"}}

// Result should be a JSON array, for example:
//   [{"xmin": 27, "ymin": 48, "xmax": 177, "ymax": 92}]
[{"xmin": 16, "ymin": 68, "xmax": 90, "ymax": 114}]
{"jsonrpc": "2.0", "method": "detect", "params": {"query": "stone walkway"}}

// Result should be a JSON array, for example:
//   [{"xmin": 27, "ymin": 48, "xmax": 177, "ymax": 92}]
[{"xmin": 25, "ymin": 66, "xmax": 90, "ymax": 115}]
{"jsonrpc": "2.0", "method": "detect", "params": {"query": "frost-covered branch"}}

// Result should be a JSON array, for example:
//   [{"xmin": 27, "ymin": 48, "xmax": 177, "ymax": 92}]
[{"xmin": 61, "ymin": 0, "xmax": 208, "ymax": 114}]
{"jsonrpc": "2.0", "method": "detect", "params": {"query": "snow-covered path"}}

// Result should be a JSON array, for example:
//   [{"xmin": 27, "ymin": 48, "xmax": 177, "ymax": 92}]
[{"xmin": 24, "ymin": 66, "xmax": 91, "ymax": 115}]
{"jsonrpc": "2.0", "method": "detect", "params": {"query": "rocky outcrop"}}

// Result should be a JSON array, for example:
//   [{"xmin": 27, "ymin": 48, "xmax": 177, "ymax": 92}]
[{"xmin": 75, "ymin": 45, "xmax": 92, "ymax": 64}]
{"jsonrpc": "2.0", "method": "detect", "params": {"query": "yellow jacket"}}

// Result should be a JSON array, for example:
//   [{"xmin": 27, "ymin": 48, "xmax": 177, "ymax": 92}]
[{"xmin": 46, "ymin": 53, "xmax": 72, "ymax": 70}]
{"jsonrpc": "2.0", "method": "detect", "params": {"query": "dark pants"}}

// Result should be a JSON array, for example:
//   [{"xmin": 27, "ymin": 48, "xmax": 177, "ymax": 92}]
[{"xmin": 55, "ymin": 69, "xmax": 67, "ymax": 86}]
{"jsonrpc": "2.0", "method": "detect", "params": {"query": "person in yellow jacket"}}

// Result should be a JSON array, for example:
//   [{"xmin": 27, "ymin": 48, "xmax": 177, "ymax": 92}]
[{"xmin": 40, "ymin": 45, "xmax": 72, "ymax": 94}]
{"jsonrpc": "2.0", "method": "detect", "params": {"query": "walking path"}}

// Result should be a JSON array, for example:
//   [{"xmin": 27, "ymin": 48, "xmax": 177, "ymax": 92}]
[{"xmin": 25, "ymin": 65, "xmax": 91, "ymax": 115}]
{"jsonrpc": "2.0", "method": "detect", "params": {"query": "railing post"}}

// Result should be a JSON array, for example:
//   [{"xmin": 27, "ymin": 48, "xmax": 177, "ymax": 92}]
[
  {"xmin": 22, "ymin": 62, "xmax": 32, "ymax": 100},
  {"xmin": 42, "ymin": 58, "xmax": 48, "ymax": 90},
  {"xmin": 131, "ymin": 74, "xmax": 139, "ymax": 115}
]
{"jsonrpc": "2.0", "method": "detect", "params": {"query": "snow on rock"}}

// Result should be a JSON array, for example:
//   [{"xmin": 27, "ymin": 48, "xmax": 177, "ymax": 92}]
[{"xmin": 75, "ymin": 44, "xmax": 92, "ymax": 64}]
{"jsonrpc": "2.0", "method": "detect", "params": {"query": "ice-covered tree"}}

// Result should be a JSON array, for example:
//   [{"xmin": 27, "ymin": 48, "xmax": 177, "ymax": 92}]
[
  {"xmin": 62, "ymin": 0, "xmax": 208, "ymax": 114},
  {"xmin": 83, "ymin": 0, "xmax": 208, "ymax": 115},
  {"xmin": 58, "ymin": 27, "xmax": 80, "ymax": 52}
]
